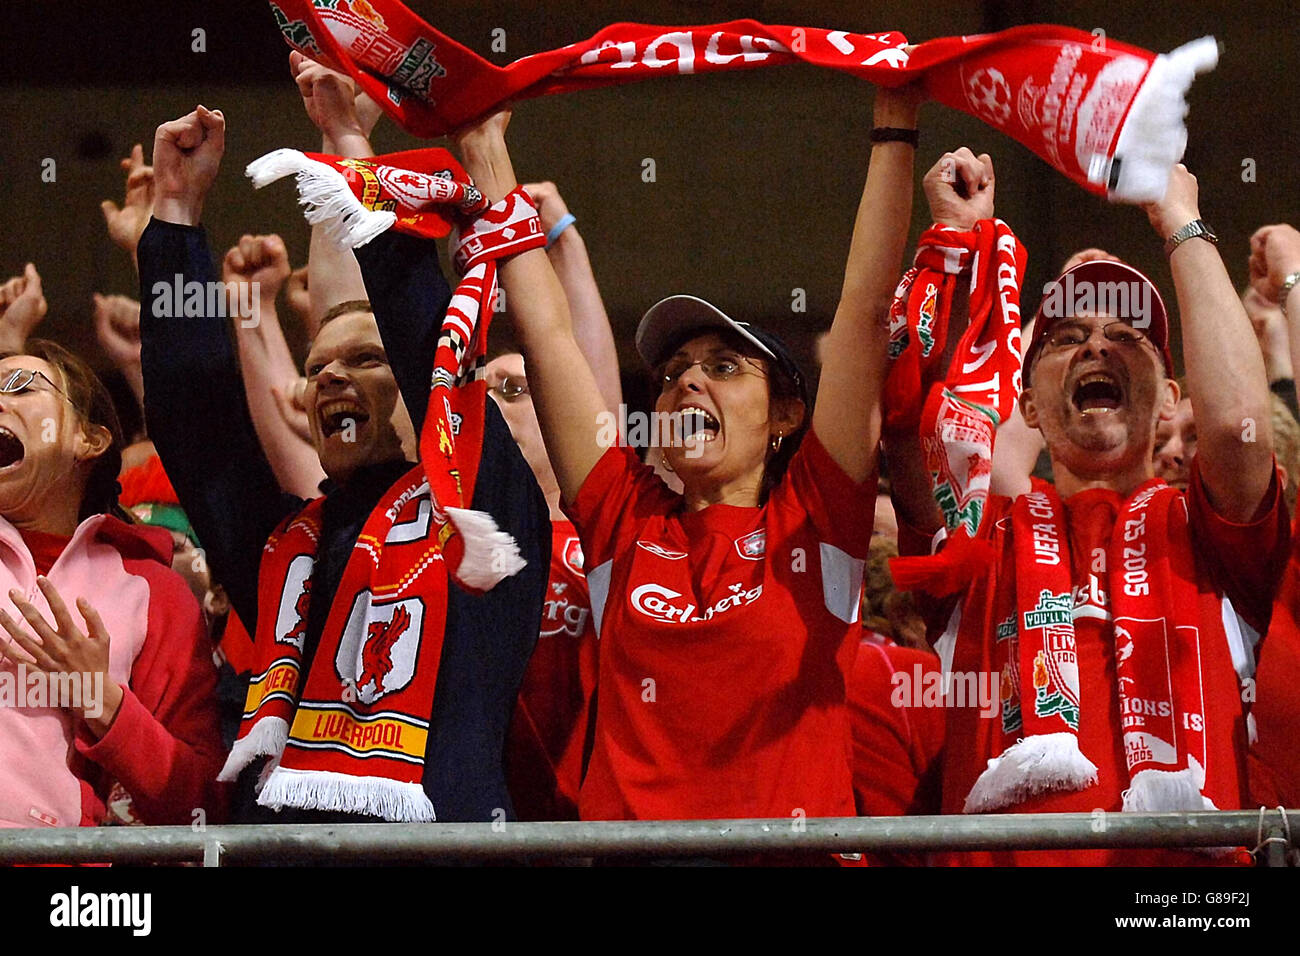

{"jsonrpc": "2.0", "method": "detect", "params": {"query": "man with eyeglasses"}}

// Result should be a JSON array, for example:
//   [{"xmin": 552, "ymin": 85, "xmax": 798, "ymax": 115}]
[{"xmin": 910, "ymin": 165, "xmax": 1289, "ymax": 865}]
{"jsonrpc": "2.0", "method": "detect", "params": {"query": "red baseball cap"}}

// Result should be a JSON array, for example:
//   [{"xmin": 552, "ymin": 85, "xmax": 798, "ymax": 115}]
[{"xmin": 1022, "ymin": 259, "xmax": 1173, "ymax": 378}]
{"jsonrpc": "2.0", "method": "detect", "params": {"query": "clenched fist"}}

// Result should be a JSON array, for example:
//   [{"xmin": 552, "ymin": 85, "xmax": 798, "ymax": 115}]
[
  {"xmin": 1248, "ymin": 224, "xmax": 1300, "ymax": 305},
  {"xmin": 923, "ymin": 148, "xmax": 994, "ymax": 231},
  {"xmin": 0, "ymin": 263, "xmax": 47, "ymax": 350},
  {"xmin": 223, "ymin": 234, "xmax": 292, "ymax": 316},
  {"xmin": 152, "ymin": 105, "xmax": 226, "ymax": 226}
]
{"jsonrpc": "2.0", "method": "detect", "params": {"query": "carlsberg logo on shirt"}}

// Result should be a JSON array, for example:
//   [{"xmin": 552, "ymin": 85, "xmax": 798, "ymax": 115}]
[{"xmin": 631, "ymin": 582, "xmax": 762, "ymax": 624}]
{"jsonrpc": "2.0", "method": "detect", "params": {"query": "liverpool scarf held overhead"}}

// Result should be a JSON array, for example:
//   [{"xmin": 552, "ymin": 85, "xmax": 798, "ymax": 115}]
[
  {"xmin": 884, "ymin": 220, "xmax": 1027, "ymax": 555},
  {"xmin": 267, "ymin": 0, "xmax": 1216, "ymax": 200},
  {"xmin": 248, "ymin": 146, "xmax": 545, "ymax": 594}
]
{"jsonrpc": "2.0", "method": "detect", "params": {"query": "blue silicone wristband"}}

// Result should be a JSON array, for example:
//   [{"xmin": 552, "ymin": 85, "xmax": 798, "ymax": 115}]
[{"xmin": 546, "ymin": 213, "xmax": 577, "ymax": 247}]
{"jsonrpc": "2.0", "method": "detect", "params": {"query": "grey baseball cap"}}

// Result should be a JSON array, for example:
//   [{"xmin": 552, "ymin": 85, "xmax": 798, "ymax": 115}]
[{"xmin": 635, "ymin": 294, "xmax": 807, "ymax": 401}]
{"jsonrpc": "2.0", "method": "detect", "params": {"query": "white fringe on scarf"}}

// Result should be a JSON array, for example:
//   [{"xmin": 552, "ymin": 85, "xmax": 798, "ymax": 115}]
[
  {"xmin": 246, "ymin": 149, "xmax": 396, "ymax": 248},
  {"xmin": 217, "ymin": 715, "xmax": 289, "ymax": 783},
  {"xmin": 1107, "ymin": 36, "xmax": 1219, "ymax": 202},
  {"xmin": 1122, "ymin": 754, "xmax": 1218, "ymax": 812},
  {"xmin": 963, "ymin": 731, "xmax": 1100, "ymax": 813},
  {"xmin": 446, "ymin": 505, "xmax": 526, "ymax": 591},
  {"xmin": 257, "ymin": 766, "xmax": 436, "ymax": 822}
]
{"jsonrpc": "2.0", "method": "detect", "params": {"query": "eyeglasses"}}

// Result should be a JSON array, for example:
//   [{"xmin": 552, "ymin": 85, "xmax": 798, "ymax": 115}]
[
  {"xmin": 658, "ymin": 353, "xmax": 767, "ymax": 390},
  {"xmin": 488, "ymin": 376, "xmax": 529, "ymax": 402},
  {"xmin": 1041, "ymin": 321, "xmax": 1156, "ymax": 354},
  {"xmin": 0, "ymin": 368, "xmax": 70, "ymax": 402}
]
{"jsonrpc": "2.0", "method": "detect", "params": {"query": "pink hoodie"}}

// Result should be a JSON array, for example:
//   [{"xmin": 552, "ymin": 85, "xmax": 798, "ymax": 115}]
[{"xmin": 0, "ymin": 513, "xmax": 226, "ymax": 828}]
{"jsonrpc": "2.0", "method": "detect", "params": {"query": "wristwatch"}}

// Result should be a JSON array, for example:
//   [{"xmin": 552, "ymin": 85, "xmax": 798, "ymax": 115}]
[
  {"xmin": 1164, "ymin": 219, "xmax": 1218, "ymax": 257},
  {"xmin": 1280, "ymin": 270, "xmax": 1300, "ymax": 318}
]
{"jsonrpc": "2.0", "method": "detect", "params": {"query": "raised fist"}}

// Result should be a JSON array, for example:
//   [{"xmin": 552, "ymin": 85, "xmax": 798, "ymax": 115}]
[
  {"xmin": 1141, "ymin": 164, "xmax": 1201, "ymax": 241},
  {"xmin": 0, "ymin": 263, "xmax": 47, "ymax": 348},
  {"xmin": 222, "ymin": 234, "xmax": 292, "ymax": 307},
  {"xmin": 1248, "ymin": 224, "xmax": 1300, "ymax": 304},
  {"xmin": 92, "ymin": 293, "xmax": 142, "ymax": 371},
  {"xmin": 100, "ymin": 144, "xmax": 155, "ymax": 257},
  {"xmin": 522, "ymin": 181, "xmax": 572, "ymax": 233},
  {"xmin": 152, "ymin": 105, "xmax": 226, "ymax": 225},
  {"xmin": 923, "ymin": 148, "xmax": 994, "ymax": 231}
]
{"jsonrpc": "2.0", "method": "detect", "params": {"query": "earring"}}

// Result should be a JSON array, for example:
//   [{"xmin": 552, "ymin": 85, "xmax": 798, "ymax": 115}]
[
  {"xmin": 770, "ymin": 433, "xmax": 783, "ymax": 454},
  {"xmin": 660, "ymin": 450, "xmax": 675, "ymax": 473}
]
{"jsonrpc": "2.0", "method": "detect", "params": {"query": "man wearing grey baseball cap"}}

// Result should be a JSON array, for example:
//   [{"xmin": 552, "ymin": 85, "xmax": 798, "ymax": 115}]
[{"xmin": 452, "ymin": 84, "xmax": 921, "ymax": 845}]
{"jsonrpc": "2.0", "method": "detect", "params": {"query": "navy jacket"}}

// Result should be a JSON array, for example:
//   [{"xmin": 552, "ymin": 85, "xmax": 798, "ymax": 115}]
[{"xmin": 139, "ymin": 220, "xmax": 548, "ymax": 823}]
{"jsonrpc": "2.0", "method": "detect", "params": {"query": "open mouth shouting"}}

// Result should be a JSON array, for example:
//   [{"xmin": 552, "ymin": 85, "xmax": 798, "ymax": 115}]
[
  {"xmin": 1071, "ymin": 370, "xmax": 1124, "ymax": 414},
  {"xmin": 675, "ymin": 404, "xmax": 720, "ymax": 445},
  {"xmin": 318, "ymin": 399, "xmax": 370, "ymax": 439},
  {"xmin": 0, "ymin": 427, "xmax": 25, "ymax": 472}
]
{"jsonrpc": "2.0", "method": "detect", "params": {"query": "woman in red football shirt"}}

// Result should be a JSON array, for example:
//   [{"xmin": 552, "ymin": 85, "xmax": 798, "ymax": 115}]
[{"xmin": 453, "ymin": 86, "xmax": 922, "ymax": 824}]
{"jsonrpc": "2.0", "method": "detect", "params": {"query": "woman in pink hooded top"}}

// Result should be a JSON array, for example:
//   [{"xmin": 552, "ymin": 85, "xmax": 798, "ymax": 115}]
[{"xmin": 0, "ymin": 339, "xmax": 225, "ymax": 828}]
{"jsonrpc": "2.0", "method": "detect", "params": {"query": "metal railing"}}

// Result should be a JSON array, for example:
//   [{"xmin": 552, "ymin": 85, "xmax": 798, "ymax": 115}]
[{"xmin": 0, "ymin": 809, "xmax": 1294, "ymax": 865}]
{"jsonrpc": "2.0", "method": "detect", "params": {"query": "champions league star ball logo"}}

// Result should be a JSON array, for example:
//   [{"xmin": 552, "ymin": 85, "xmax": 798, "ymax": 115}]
[{"xmin": 964, "ymin": 67, "xmax": 1013, "ymax": 125}]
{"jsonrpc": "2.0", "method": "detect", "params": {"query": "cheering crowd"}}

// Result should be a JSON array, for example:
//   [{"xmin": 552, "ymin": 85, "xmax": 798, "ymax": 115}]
[{"xmin": 4, "ymin": 44, "xmax": 1300, "ymax": 867}]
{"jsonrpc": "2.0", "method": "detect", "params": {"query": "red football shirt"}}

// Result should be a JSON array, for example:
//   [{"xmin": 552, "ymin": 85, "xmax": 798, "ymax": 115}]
[
  {"xmin": 847, "ymin": 636, "xmax": 946, "ymax": 865},
  {"xmin": 506, "ymin": 520, "xmax": 598, "ymax": 820},
  {"xmin": 565, "ymin": 429, "xmax": 876, "ymax": 821},
  {"xmin": 1248, "ymin": 511, "xmax": 1300, "ymax": 807},
  {"xmin": 932, "ymin": 460, "xmax": 1287, "ymax": 866}
]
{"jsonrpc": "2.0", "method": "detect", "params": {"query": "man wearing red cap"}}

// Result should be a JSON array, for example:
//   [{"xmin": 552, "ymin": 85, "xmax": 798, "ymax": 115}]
[{"xmin": 914, "ymin": 165, "xmax": 1288, "ymax": 865}]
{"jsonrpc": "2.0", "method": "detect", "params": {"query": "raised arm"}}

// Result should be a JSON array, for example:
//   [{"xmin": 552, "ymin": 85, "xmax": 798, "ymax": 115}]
[
  {"xmin": 100, "ymin": 144, "xmax": 154, "ymax": 271},
  {"xmin": 453, "ymin": 112, "xmax": 609, "ymax": 504},
  {"xmin": 523, "ymin": 181, "xmax": 622, "ymax": 412},
  {"xmin": 814, "ymin": 87, "xmax": 921, "ymax": 483},
  {"xmin": 1144, "ymin": 166, "xmax": 1273, "ymax": 521},
  {"xmin": 140, "ymin": 106, "xmax": 299, "ymax": 630},
  {"xmin": 1249, "ymin": 224, "xmax": 1300, "ymax": 418},
  {"xmin": 0, "ymin": 263, "xmax": 48, "ymax": 353},
  {"xmin": 881, "ymin": 146, "xmax": 996, "ymax": 534},
  {"xmin": 225, "ymin": 233, "xmax": 327, "ymax": 499},
  {"xmin": 91, "ymin": 293, "xmax": 144, "ymax": 410},
  {"xmin": 290, "ymin": 51, "xmax": 379, "ymax": 324}
]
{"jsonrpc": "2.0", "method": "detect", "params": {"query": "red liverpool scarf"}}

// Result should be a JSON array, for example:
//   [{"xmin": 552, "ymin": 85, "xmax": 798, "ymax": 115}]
[
  {"xmin": 956, "ymin": 479, "xmax": 1216, "ymax": 814},
  {"xmin": 248, "ymin": 148, "xmax": 546, "ymax": 592},
  {"xmin": 885, "ymin": 221, "xmax": 1026, "ymax": 555},
  {"xmin": 267, "ymin": 0, "xmax": 1216, "ymax": 200},
  {"xmin": 218, "ymin": 467, "xmax": 448, "ymax": 821}
]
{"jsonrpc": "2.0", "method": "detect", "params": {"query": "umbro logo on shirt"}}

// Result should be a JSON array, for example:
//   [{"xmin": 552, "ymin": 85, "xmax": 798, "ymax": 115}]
[{"xmin": 636, "ymin": 540, "xmax": 688, "ymax": 560}]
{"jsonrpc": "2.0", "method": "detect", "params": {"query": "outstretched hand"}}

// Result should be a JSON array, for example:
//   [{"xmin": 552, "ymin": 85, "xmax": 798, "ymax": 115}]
[
  {"xmin": 290, "ymin": 51, "xmax": 381, "ymax": 148},
  {"xmin": 923, "ymin": 147, "xmax": 994, "ymax": 230},
  {"xmin": 0, "ymin": 577, "xmax": 123, "ymax": 735},
  {"xmin": 152, "ymin": 105, "xmax": 226, "ymax": 226},
  {"xmin": 101, "ymin": 144, "xmax": 155, "ymax": 258}
]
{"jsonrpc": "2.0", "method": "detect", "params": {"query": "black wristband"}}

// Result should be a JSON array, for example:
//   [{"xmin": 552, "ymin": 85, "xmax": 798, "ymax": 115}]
[{"xmin": 870, "ymin": 126, "xmax": 919, "ymax": 147}]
